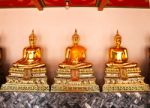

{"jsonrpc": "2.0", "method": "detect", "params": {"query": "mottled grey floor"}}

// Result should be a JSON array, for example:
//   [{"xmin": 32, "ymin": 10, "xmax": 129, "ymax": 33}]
[{"xmin": 0, "ymin": 92, "xmax": 149, "ymax": 108}]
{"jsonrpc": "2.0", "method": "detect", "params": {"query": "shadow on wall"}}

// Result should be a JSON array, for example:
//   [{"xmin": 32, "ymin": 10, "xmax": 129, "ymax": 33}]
[
  {"xmin": 93, "ymin": 60, "xmax": 106, "ymax": 91},
  {"xmin": 141, "ymin": 34, "xmax": 150, "ymax": 84},
  {"xmin": 142, "ymin": 47, "xmax": 150, "ymax": 84},
  {"xmin": 0, "ymin": 48, "xmax": 10, "ymax": 87},
  {"xmin": 46, "ymin": 66, "xmax": 54, "ymax": 87},
  {"xmin": 45, "ymin": 59, "xmax": 61, "ymax": 86}
]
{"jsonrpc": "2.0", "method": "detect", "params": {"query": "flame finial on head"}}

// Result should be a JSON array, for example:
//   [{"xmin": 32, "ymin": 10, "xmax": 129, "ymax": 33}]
[
  {"xmin": 115, "ymin": 30, "xmax": 121, "ymax": 38},
  {"xmin": 29, "ymin": 30, "xmax": 37, "ymax": 39},
  {"xmin": 32, "ymin": 29, "xmax": 34, "ymax": 34},
  {"xmin": 29, "ymin": 30, "xmax": 37, "ymax": 46},
  {"xmin": 114, "ymin": 30, "xmax": 122, "ymax": 47},
  {"xmin": 72, "ymin": 29, "xmax": 79, "ymax": 37},
  {"xmin": 72, "ymin": 29, "xmax": 80, "ymax": 45},
  {"xmin": 75, "ymin": 29, "xmax": 77, "ymax": 34},
  {"xmin": 116, "ymin": 30, "xmax": 119, "ymax": 35}
]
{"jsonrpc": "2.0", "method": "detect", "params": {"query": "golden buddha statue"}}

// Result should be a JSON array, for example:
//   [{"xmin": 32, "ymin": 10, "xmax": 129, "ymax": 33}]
[
  {"xmin": 103, "ymin": 30, "xmax": 149, "ymax": 92},
  {"xmin": 109, "ymin": 30, "xmax": 128, "ymax": 63},
  {"xmin": 59, "ymin": 29, "xmax": 92, "ymax": 69},
  {"xmin": 107, "ymin": 30, "xmax": 137, "ymax": 68},
  {"xmin": 13, "ymin": 30, "xmax": 45, "ymax": 68},
  {"xmin": 51, "ymin": 30, "xmax": 99, "ymax": 92},
  {"xmin": 0, "ymin": 30, "xmax": 49, "ymax": 92}
]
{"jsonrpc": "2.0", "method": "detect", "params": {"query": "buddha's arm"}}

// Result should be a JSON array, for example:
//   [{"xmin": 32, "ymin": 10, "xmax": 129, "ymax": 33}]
[
  {"xmin": 65, "ymin": 47, "xmax": 71, "ymax": 62},
  {"xmin": 23, "ymin": 48, "xmax": 27, "ymax": 58},
  {"xmin": 123, "ymin": 48, "xmax": 128, "ymax": 60},
  {"xmin": 13, "ymin": 48, "xmax": 27, "ymax": 65},
  {"xmin": 81, "ymin": 50, "xmax": 86, "ymax": 61},
  {"xmin": 82, "ymin": 49, "xmax": 86, "ymax": 58},
  {"xmin": 36, "ymin": 48, "xmax": 42, "ymax": 59},
  {"xmin": 109, "ymin": 48, "xmax": 113, "ymax": 62}
]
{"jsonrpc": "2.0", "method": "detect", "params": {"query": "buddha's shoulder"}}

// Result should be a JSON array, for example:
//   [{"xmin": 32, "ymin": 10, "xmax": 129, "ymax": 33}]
[
  {"xmin": 71, "ymin": 45, "xmax": 85, "ymax": 50},
  {"xmin": 110, "ymin": 46, "xmax": 127, "ymax": 50},
  {"xmin": 66, "ymin": 46, "xmax": 72, "ymax": 50},
  {"xmin": 79, "ymin": 45, "xmax": 85, "ymax": 49},
  {"xmin": 34, "ymin": 46, "xmax": 41, "ymax": 49},
  {"xmin": 25, "ymin": 46, "xmax": 41, "ymax": 50}
]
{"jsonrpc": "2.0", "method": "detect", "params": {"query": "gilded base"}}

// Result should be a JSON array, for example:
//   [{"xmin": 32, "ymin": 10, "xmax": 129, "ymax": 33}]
[
  {"xmin": 51, "ymin": 78, "xmax": 99, "ymax": 92},
  {"xmin": 51, "ymin": 67, "xmax": 99, "ymax": 92},
  {"xmin": 103, "ymin": 84, "xmax": 150, "ymax": 92},
  {"xmin": 1, "ymin": 84, "xmax": 49, "ymax": 92},
  {"xmin": 0, "ymin": 66, "xmax": 49, "ymax": 92},
  {"xmin": 103, "ymin": 66, "xmax": 150, "ymax": 92}
]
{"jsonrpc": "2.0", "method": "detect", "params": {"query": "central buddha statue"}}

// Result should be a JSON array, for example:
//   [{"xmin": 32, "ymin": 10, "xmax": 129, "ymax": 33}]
[
  {"xmin": 51, "ymin": 30, "xmax": 99, "ymax": 92},
  {"xmin": 103, "ymin": 30, "xmax": 149, "ymax": 92},
  {"xmin": 1, "ymin": 30, "xmax": 49, "ymax": 92},
  {"xmin": 59, "ymin": 29, "xmax": 92, "ymax": 69}
]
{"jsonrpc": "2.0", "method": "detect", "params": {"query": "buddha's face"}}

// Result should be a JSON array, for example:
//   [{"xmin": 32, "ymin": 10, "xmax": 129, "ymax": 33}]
[
  {"xmin": 115, "ymin": 37, "xmax": 121, "ymax": 47},
  {"xmin": 29, "ymin": 37, "xmax": 36, "ymax": 46},
  {"xmin": 72, "ymin": 36, "xmax": 79, "ymax": 45}
]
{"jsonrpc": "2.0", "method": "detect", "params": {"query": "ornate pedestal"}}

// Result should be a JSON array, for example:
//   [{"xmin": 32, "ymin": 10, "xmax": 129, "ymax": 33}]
[
  {"xmin": 0, "ymin": 66, "xmax": 49, "ymax": 92},
  {"xmin": 103, "ymin": 67, "xmax": 150, "ymax": 92},
  {"xmin": 51, "ymin": 67, "xmax": 99, "ymax": 92}
]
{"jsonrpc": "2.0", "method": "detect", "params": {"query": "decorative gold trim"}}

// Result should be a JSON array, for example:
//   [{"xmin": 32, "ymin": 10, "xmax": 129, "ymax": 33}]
[
  {"xmin": 1, "ymin": 84, "xmax": 49, "ymax": 92},
  {"xmin": 103, "ymin": 84, "xmax": 150, "ymax": 92},
  {"xmin": 51, "ymin": 84, "xmax": 99, "ymax": 92}
]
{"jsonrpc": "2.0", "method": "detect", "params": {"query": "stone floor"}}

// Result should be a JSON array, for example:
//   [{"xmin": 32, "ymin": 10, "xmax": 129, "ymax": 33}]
[{"xmin": 0, "ymin": 92, "xmax": 149, "ymax": 108}]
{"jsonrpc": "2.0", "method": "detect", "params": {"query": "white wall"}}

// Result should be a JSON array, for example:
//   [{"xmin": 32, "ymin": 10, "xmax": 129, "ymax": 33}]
[{"xmin": 0, "ymin": 7, "xmax": 149, "ymax": 84}]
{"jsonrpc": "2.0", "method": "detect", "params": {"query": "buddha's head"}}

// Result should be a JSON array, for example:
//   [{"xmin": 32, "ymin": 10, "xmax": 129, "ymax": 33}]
[
  {"xmin": 29, "ymin": 30, "xmax": 37, "ymax": 47},
  {"xmin": 114, "ymin": 30, "xmax": 122, "ymax": 48},
  {"xmin": 72, "ymin": 29, "xmax": 80, "ymax": 45}
]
